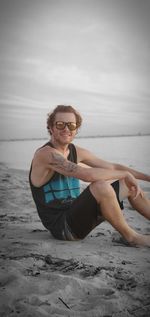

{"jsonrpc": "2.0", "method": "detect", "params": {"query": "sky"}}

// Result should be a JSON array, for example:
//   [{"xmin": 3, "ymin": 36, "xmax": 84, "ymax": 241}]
[{"xmin": 0, "ymin": 0, "xmax": 150, "ymax": 139}]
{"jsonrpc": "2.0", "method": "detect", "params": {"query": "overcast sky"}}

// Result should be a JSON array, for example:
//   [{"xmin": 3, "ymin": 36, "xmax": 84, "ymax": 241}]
[{"xmin": 0, "ymin": 0, "xmax": 150, "ymax": 139}]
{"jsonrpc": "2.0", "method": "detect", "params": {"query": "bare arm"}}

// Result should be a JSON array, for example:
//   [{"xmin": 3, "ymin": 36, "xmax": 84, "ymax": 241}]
[
  {"xmin": 48, "ymin": 150, "xmax": 129, "ymax": 182},
  {"xmin": 48, "ymin": 150, "xmax": 142, "ymax": 199},
  {"xmin": 76, "ymin": 146, "xmax": 150, "ymax": 182},
  {"xmin": 113, "ymin": 163, "xmax": 150, "ymax": 182}
]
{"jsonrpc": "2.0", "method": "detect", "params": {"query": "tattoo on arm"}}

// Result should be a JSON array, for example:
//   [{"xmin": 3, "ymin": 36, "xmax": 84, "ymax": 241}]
[{"xmin": 50, "ymin": 152, "xmax": 78, "ymax": 173}]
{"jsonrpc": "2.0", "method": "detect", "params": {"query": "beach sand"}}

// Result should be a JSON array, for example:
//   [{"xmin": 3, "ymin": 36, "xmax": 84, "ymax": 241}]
[{"xmin": 0, "ymin": 163, "xmax": 150, "ymax": 317}]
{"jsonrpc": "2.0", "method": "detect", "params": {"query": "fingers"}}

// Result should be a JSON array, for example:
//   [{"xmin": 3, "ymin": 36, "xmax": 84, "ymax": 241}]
[
  {"xmin": 125, "ymin": 173, "xmax": 143, "ymax": 200},
  {"xmin": 133, "ymin": 190, "xmax": 140, "ymax": 200},
  {"xmin": 130, "ymin": 185, "xmax": 143, "ymax": 200}
]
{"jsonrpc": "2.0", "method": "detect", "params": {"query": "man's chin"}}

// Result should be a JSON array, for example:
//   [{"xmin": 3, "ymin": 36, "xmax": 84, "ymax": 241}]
[
  {"xmin": 61, "ymin": 135, "xmax": 72, "ymax": 142},
  {"xmin": 59, "ymin": 138, "xmax": 72, "ymax": 145}
]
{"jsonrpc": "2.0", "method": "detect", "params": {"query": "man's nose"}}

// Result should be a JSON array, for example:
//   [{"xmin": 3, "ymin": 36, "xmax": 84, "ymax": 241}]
[{"xmin": 63, "ymin": 125, "xmax": 70, "ymax": 131}]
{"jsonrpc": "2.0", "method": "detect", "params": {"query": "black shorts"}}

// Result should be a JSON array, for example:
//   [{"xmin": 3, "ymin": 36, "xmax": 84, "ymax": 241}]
[{"xmin": 50, "ymin": 180, "xmax": 124, "ymax": 241}]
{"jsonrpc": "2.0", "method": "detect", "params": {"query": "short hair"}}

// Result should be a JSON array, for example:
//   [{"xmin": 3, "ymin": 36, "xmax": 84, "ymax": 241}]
[{"xmin": 47, "ymin": 105, "xmax": 82, "ymax": 134}]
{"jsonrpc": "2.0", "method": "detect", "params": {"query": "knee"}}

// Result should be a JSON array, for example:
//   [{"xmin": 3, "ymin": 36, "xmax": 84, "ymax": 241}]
[
  {"xmin": 90, "ymin": 180, "xmax": 116, "ymax": 203},
  {"xmin": 90, "ymin": 180, "xmax": 112, "ymax": 194}
]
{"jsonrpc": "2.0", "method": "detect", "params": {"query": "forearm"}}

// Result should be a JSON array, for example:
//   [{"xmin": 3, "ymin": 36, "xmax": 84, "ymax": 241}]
[
  {"xmin": 48, "ymin": 150, "xmax": 148, "ymax": 183},
  {"xmin": 48, "ymin": 151, "xmax": 128, "ymax": 182},
  {"xmin": 77, "ymin": 166, "xmax": 128, "ymax": 183},
  {"xmin": 113, "ymin": 163, "xmax": 150, "ymax": 182}
]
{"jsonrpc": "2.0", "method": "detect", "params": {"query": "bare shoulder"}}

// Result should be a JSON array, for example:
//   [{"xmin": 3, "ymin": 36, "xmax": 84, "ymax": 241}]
[
  {"xmin": 33, "ymin": 145, "xmax": 75, "ymax": 172},
  {"xmin": 31, "ymin": 146, "xmax": 67, "ymax": 187},
  {"xmin": 30, "ymin": 146, "xmax": 56, "ymax": 187},
  {"xmin": 33, "ymin": 145, "xmax": 56, "ymax": 163}
]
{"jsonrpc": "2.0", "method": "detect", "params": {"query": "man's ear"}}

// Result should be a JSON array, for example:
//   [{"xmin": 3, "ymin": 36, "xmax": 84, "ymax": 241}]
[{"xmin": 48, "ymin": 126, "xmax": 53, "ymax": 135}]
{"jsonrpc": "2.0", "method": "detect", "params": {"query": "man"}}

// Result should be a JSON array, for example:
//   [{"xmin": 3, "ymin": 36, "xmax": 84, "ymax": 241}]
[{"xmin": 29, "ymin": 105, "xmax": 150, "ymax": 246}]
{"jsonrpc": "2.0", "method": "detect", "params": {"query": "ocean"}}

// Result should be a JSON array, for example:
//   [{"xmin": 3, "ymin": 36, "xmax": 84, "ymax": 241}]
[{"xmin": 0, "ymin": 135, "xmax": 149, "ymax": 172}]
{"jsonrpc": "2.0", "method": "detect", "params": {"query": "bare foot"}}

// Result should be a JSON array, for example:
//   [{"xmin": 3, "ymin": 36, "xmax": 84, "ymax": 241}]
[{"xmin": 128, "ymin": 233, "xmax": 150, "ymax": 247}]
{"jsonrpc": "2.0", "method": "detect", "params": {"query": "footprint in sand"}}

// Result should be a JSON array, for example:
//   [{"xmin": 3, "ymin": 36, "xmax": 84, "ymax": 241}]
[{"xmin": 0, "ymin": 272, "xmax": 17, "ymax": 287}]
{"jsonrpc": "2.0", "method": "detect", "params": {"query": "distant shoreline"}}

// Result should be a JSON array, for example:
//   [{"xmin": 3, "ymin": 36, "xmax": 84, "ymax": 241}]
[{"xmin": 0, "ymin": 133, "xmax": 150, "ymax": 142}]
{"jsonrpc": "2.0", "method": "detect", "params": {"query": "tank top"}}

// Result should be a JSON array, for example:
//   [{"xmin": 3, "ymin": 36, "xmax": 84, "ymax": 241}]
[{"xmin": 29, "ymin": 142, "xmax": 80, "ymax": 231}]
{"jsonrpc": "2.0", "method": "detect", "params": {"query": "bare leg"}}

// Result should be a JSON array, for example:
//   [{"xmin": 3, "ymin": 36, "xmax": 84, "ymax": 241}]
[
  {"xmin": 119, "ymin": 179, "xmax": 150, "ymax": 220},
  {"xmin": 128, "ymin": 193, "xmax": 150, "ymax": 220},
  {"xmin": 90, "ymin": 180, "xmax": 150, "ymax": 247}
]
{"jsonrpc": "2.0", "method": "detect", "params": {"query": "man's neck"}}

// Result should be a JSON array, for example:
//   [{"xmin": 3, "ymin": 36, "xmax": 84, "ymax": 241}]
[{"xmin": 50, "ymin": 138, "xmax": 70, "ymax": 155}]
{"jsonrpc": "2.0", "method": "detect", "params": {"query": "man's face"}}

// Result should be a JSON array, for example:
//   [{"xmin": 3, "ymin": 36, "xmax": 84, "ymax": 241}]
[{"xmin": 50, "ymin": 112, "xmax": 77, "ymax": 144}]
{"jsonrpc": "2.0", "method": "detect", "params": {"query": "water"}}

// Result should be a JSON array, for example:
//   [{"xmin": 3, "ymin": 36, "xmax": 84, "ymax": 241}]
[{"xmin": 0, "ymin": 135, "xmax": 149, "ymax": 172}]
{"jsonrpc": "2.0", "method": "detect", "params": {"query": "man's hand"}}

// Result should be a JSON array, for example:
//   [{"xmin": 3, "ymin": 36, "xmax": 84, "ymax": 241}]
[{"xmin": 124, "ymin": 172, "xmax": 143, "ymax": 200}]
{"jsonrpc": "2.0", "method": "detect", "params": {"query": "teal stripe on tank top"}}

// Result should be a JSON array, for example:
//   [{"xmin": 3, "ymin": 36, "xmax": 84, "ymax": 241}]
[{"xmin": 43, "ymin": 176, "xmax": 80, "ymax": 203}]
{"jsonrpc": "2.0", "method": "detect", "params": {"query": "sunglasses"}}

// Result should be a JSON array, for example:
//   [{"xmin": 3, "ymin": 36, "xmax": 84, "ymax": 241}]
[{"xmin": 55, "ymin": 121, "xmax": 77, "ymax": 131}]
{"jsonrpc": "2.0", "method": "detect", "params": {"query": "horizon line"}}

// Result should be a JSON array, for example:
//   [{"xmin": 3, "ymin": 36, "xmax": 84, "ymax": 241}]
[{"xmin": 0, "ymin": 132, "xmax": 150, "ymax": 142}]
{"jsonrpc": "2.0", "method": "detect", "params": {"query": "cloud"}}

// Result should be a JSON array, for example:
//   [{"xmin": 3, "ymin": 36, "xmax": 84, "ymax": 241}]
[{"xmin": 33, "ymin": 62, "xmax": 148, "ymax": 96}]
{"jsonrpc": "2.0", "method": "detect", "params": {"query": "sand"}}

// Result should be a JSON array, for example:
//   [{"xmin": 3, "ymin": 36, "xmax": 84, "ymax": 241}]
[{"xmin": 0, "ymin": 162, "xmax": 150, "ymax": 317}]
